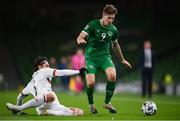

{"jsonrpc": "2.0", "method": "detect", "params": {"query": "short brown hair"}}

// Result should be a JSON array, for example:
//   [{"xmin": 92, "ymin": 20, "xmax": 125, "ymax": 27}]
[{"xmin": 103, "ymin": 4, "xmax": 117, "ymax": 15}]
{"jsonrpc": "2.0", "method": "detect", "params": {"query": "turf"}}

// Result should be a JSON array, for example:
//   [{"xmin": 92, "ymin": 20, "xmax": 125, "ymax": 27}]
[{"xmin": 0, "ymin": 91, "xmax": 180, "ymax": 120}]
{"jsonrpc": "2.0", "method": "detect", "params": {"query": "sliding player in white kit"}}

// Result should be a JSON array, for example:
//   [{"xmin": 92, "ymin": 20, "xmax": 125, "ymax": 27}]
[{"xmin": 6, "ymin": 56, "xmax": 87, "ymax": 116}]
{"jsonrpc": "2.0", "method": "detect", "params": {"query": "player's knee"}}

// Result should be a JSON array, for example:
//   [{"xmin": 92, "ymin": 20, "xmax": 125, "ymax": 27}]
[
  {"xmin": 106, "ymin": 68, "xmax": 116, "ymax": 81},
  {"xmin": 46, "ymin": 93, "xmax": 55, "ymax": 102},
  {"xmin": 86, "ymin": 75, "xmax": 95, "ymax": 87},
  {"xmin": 87, "ymin": 81, "xmax": 95, "ymax": 87},
  {"xmin": 107, "ymin": 74, "xmax": 116, "ymax": 82}
]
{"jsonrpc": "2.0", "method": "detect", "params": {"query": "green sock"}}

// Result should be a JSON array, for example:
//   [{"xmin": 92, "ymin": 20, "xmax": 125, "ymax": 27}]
[
  {"xmin": 86, "ymin": 86, "xmax": 94, "ymax": 104},
  {"xmin": 105, "ymin": 81, "xmax": 115, "ymax": 104}
]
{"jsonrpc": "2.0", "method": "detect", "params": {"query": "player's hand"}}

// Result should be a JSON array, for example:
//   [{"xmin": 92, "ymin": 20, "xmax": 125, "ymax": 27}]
[
  {"xmin": 121, "ymin": 59, "xmax": 132, "ymax": 69},
  {"xmin": 79, "ymin": 68, "xmax": 88, "ymax": 79},
  {"xmin": 77, "ymin": 39, "xmax": 86, "ymax": 45}
]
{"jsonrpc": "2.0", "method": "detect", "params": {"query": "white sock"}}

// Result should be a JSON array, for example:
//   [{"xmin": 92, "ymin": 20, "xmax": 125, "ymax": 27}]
[
  {"xmin": 15, "ymin": 95, "xmax": 45, "ymax": 111},
  {"xmin": 16, "ymin": 93, "xmax": 27, "ymax": 106}
]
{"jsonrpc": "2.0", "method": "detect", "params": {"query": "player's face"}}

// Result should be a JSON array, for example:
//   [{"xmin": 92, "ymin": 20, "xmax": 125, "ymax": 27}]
[
  {"xmin": 103, "ymin": 14, "xmax": 115, "ymax": 26},
  {"xmin": 38, "ymin": 60, "xmax": 50, "ymax": 69},
  {"xmin": 42, "ymin": 61, "xmax": 50, "ymax": 68}
]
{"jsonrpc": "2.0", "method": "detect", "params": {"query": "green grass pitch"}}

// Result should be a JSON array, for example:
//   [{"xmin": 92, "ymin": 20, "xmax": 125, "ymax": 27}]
[{"xmin": 0, "ymin": 91, "xmax": 180, "ymax": 120}]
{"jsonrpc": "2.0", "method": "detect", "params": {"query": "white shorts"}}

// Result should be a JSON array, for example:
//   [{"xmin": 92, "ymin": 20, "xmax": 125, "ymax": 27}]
[{"xmin": 36, "ymin": 92, "xmax": 73, "ymax": 116}]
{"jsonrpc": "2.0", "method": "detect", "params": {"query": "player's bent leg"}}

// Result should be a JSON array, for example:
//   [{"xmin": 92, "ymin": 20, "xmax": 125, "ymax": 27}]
[
  {"xmin": 36, "ymin": 93, "xmax": 58, "ymax": 116},
  {"xmin": 46, "ymin": 105, "xmax": 83, "ymax": 116},
  {"xmin": 47, "ymin": 110, "xmax": 73, "ymax": 116},
  {"xmin": 39, "ymin": 93, "xmax": 72, "ymax": 116},
  {"xmin": 7, "ymin": 92, "xmax": 55, "ymax": 112},
  {"xmin": 6, "ymin": 95, "xmax": 45, "ymax": 112},
  {"xmin": 104, "ymin": 67, "xmax": 117, "ymax": 113}
]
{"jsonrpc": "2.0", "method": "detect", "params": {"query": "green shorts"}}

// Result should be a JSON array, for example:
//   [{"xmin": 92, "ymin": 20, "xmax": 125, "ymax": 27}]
[{"xmin": 86, "ymin": 57, "xmax": 115, "ymax": 74}]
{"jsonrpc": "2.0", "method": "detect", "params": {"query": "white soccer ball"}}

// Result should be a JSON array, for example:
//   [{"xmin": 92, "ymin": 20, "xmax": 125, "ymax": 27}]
[{"xmin": 142, "ymin": 101, "xmax": 157, "ymax": 116}]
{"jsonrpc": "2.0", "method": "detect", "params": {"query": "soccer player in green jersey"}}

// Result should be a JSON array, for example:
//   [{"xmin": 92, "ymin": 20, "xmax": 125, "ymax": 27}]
[{"xmin": 77, "ymin": 4, "xmax": 132, "ymax": 114}]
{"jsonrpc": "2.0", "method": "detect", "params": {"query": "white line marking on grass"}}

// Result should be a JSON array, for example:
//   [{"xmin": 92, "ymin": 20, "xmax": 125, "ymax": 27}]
[
  {"xmin": 0, "ymin": 119, "xmax": 180, "ymax": 121},
  {"xmin": 113, "ymin": 97, "xmax": 180, "ymax": 105}
]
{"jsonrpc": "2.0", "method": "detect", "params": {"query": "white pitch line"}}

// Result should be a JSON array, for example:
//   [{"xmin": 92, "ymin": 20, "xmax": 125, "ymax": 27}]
[
  {"xmin": 0, "ymin": 119, "xmax": 180, "ymax": 121},
  {"xmin": 113, "ymin": 97, "xmax": 180, "ymax": 105}
]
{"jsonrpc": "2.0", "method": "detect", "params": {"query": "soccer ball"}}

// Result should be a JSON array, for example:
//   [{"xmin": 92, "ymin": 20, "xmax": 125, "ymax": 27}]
[{"xmin": 142, "ymin": 101, "xmax": 157, "ymax": 116}]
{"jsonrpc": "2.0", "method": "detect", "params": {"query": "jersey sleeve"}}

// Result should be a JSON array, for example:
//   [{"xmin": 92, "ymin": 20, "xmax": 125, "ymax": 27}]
[
  {"xmin": 42, "ymin": 68, "xmax": 80, "ymax": 77},
  {"xmin": 112, "ymin": 28, "xmax": 119, "ymax": 42},
  {"xmin": 82, "ymin": 21, "xmax": 94, "ymax": 35}
]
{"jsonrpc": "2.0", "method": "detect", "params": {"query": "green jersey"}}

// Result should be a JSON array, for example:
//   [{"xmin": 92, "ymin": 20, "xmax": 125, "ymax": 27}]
[{"xmin": 82, "ymin": 19, "xmax": 119, "ymax": 60}]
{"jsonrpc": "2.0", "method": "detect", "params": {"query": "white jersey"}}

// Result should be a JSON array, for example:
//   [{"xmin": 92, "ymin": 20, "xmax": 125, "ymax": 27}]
[
  {"xmin": 30, "ymin": 68, "xmax": 80, "ymax": 96},
  {"xmin": 31, "ymin": 68, "xmax": 56, "ymax": 95},
  {"xmin": 21, "ymin": 68, "xmax": 79, "ymax": 97}
]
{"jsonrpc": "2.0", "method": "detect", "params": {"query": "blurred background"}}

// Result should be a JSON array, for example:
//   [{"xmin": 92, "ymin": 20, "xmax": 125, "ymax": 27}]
[{"xmin": 0, "ymin": 0, "xmax": 180, "ymax": 96}]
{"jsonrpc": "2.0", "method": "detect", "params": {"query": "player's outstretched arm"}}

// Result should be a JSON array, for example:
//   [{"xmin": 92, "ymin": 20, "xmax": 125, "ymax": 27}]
[
  {"xmin": 77, "ymin": 32, "xmax": 87, "ymax": 45},
  {"xmin": 54, "ymin": 69, "xmax": 80, "ymax": 77},
  {"xmin": 54, "ymin": 68, "xmax": 88, "ymax": 78},
  {"xmin": 112, "ymin": 40, "xmax": 132, "ymax": 69},
  {"xmin": 45, "ymin": 68, "xmax": 88, "ymax": 78}
]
